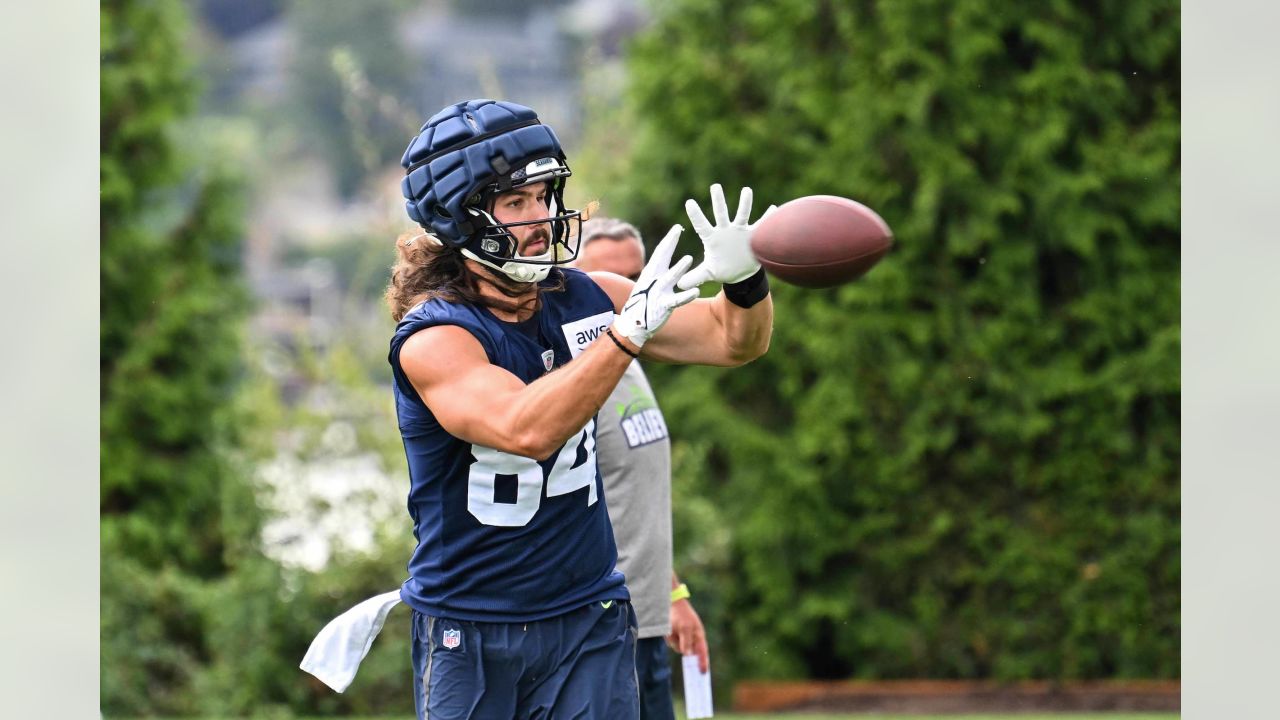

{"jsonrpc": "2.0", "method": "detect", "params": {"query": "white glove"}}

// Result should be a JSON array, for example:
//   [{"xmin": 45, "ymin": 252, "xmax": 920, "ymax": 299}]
[
  {"xmin": 612, "ymin": 225, "xmax": 699, "ymax": 347},
  {"xmin": 677, "ymin": 183, "xmax": 777, "ymax": 289}
]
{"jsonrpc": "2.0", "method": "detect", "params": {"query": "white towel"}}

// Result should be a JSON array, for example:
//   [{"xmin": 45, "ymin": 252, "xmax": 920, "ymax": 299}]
[{"xmin": 299, "ymin": 589, "xmax": 403, "ymax": 693}]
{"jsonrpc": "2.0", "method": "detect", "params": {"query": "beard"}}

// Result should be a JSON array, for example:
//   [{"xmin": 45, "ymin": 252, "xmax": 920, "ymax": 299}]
[{"xmin": 517, "ymin": 227, "xmax": 552, "ymax": 256}]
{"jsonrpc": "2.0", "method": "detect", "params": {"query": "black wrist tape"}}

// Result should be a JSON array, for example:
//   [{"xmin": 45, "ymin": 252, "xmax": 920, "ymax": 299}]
[{"xmin": 723, "ymin": 267, "xmax": 770, "ymax": 308}]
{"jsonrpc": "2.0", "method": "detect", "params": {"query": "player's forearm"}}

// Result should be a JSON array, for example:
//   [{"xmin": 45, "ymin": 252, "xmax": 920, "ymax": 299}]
[
  {"xmin": 500, "ymin": 335, "xmax": 634, "ymax": 459},
  {"xmin": 716, "ymin": 292, "xmax": 773, "ymax": 364}
]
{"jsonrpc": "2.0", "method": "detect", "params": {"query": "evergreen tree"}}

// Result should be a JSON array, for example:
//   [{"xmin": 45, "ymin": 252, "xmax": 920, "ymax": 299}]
[
  {"xmin": 621, "ymin": 0, "xmax": 1179, "ymax": 683},
  {"xmin": 101, "ymin": 0, "xmax": 259, "ymax": 711}
]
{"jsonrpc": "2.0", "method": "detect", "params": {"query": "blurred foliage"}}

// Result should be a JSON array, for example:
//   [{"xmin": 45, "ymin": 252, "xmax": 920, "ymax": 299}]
[
  {"xmin": 198, "ymin": 0, "xmax": 283, "ymax": 39},
  {"xmin": 101, "ymin": 0, "xmax": 250, "ymax": 576},
  {"xmin": 618, "ymin": 0, "xmax": 1180, "ymax": 689},
  {"xmin": 101, "ymin": 0, "xmax": 261, "ymax": 713},
  {"xmin": 285, "ymin": 0, "xmax": 418, "ymax": 197},
  {"xmin": 102, "ymin": 0, "xmax": 1180, "ymax": 714},
  {"xmin": 565, "ymin": 47, "xmax": 637, "ymax": 214},
  {"xmin": 450, "ymin": 0, "xmax": 567, "ymax": 17},
  {"xmin": 101, "ymin": 2, "xmax": 413, "ymax": 715},
  {"xmin": 191, "ymin": 524, "xmax": 417, "ymax": 717},
  {"xmin": 280, "ymin": 237, "xmax": 399, "ymax": 321}
]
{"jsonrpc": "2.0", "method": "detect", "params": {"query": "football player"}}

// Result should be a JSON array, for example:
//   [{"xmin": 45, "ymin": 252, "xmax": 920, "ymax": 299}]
[{"xmin": 314, "ymin": 98, "xmax": 774, "ymax": 720}]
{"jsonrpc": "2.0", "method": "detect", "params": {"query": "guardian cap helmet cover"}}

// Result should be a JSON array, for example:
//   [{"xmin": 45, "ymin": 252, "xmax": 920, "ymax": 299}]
[{"xmin": 401, "ymin": 99, "xmax": 582, "ymax": 283}]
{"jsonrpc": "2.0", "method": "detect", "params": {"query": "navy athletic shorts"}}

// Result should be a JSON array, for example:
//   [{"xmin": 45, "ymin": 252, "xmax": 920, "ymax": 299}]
[
  {"xmin": 411, "ymin": 600, "xmax": 639, "ymax": 720},
  {"xmin": 635, "ymin": 636, "xmax": 676, "ymax": 720}
]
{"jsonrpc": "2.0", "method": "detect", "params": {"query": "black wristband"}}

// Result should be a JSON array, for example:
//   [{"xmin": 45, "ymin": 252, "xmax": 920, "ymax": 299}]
[
  {"xmin": 604, "ymin": 326, "xmax": 639, "ymax": 359},
  {"xmin": 723, "ymin": 267, "xmax": 770, "ymax": 308}
]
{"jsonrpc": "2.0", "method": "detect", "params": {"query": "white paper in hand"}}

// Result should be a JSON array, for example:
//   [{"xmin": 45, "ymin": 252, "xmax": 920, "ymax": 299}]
[
  {"xmin": 299, "ymin": 589, "xmax": 402, "ymax": 693},
  {"xmin": 681, "ymin": 654, "xmax": 714, "ymax": 718}
]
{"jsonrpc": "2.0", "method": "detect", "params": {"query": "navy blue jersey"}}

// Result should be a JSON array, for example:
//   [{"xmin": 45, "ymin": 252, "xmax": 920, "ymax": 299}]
[{"xmin": 388, "ymin": 268, "xmax": 627, "ymax": 622}]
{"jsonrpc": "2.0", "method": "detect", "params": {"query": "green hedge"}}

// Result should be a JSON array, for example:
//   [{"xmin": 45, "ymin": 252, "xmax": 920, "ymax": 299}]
[
  {"xmin": 617, "ymin": 0, "xmax": 1179, "ymax": 684},
  {"xmin": 102, "ymin": 0, "xmax": 259, "ymax": 712}
]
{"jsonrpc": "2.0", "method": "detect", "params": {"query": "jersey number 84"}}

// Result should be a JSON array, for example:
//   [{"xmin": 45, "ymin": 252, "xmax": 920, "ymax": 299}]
[{"xmin": 467, "ymin": 418, "xmax": 598, "ymax": 527}]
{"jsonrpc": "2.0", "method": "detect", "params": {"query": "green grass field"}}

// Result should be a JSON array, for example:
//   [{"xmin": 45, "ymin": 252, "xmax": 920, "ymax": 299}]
[
  {"xmin": 293, "ymin": 707, "xmax": 1177, "ymax": 712},
  {"xmin": 694, "ymin": 715, "xmax": 1178, "ymax": 720}
]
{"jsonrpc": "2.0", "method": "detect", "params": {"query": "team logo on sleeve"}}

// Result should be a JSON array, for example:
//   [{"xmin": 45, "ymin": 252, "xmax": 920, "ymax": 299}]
[
  {"xmin": 442, "ymin": 629, "xmax": 462, "ymax": 649},
  {"xmin": 560, "ymin": 311, "xmax": 616, "ymax": 358}
]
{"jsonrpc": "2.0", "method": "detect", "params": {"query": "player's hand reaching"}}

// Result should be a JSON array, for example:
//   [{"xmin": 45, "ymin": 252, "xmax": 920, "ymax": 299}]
[
  {"xmin": 677, "ymin": 183, "xmax": 777, "ymax": 289},
  {"xmin": 611, "ymin": 225, "xmax": 699, "ymax": 348}
]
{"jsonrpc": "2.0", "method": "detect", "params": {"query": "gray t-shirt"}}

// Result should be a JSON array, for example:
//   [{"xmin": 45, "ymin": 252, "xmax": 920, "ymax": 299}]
[{"xmin": 597, "ymin": 360, "xmax": 672, "ymax": 638}]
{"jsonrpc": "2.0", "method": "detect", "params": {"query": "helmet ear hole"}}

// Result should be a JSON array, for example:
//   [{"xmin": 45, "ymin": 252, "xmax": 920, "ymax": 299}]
[{"xmin": 433, "ymin": 204, "xmax": 450, "ymax": 218}]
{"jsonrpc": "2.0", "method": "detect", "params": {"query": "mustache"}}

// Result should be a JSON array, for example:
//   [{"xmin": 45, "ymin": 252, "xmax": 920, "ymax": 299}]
[{"xmin": 520, "ymin": 228, "xmax": 551, "ymax": 251}]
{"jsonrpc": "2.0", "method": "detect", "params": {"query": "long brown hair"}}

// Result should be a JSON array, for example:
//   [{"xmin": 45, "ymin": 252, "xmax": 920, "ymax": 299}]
[{"xmin": 384, "ymin": 232, "xmax": 565, "ymax": 322}]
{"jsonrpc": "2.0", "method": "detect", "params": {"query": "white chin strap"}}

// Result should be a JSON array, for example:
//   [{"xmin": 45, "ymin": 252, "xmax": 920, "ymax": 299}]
[
  {"xmin": 462, "ymin": 226, "xmax": 578, "ymax": 283},
  {"xmin": 462, "ymin": 248, "xmax": 553, "ymax": 283}
]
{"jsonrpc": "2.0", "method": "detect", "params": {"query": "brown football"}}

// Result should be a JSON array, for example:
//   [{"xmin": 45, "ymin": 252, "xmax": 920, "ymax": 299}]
[{"xmin": 750, "ymin": 195, "xmax": 894, "ymax": 288}]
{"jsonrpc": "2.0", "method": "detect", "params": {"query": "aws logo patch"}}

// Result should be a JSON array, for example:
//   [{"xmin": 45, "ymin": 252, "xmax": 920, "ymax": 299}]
[{"xmin": 560, "ymin": 311, "xmax": 616, "ymax": 358}]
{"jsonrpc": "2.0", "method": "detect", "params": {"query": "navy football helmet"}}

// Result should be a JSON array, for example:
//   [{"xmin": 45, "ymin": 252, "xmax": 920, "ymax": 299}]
[{"xmin": 400, "ymin": 99, "xmax": 582, "ymax": 283}]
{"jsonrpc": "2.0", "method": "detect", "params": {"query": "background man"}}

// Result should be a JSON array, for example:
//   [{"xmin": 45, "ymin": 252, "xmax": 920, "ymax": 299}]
[{"xmin": 572, "ymin": 217, "xmax": 711, "ymax": 720}]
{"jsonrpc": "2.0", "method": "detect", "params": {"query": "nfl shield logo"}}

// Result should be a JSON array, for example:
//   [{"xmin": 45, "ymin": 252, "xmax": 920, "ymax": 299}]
[
  {"xmin": 541, "ymin": 349, "xmax": 555, "ymax": 372},
  {"xmin": 442, "ymin": 629, "xmax": 461, "ymax": 650}
]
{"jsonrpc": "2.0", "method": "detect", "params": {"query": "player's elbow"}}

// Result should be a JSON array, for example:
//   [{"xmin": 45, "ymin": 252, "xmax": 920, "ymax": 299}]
[
  {"xmin": 494, "ymin": 406, "xmax": 561, "ymax": 460},
  {"xmin": 724, "ymin": 348, "xmax": 764, "ymax": 367},
  {"xmin": 724, "ymin": 329, "xmax": 771, "ymax": 366},
  {"xmin": 509, "ymin": 430, "xmax": 559, "ymax": 461}
]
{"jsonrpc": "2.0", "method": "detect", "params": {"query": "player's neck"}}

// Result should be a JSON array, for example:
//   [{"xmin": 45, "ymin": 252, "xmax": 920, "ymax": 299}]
[{"xmin": 470, "ymin": 262, "xmax": 539, "ymax": 322}]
